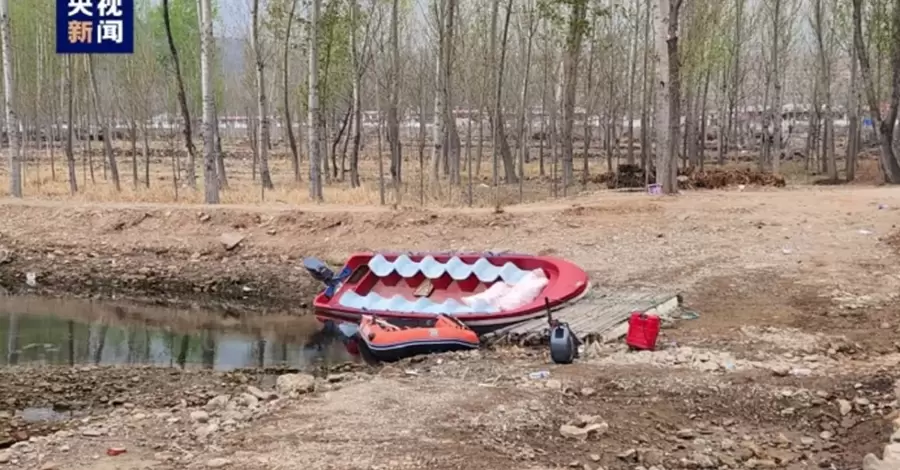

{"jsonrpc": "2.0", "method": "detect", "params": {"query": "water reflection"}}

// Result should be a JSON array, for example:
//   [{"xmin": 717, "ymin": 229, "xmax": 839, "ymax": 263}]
[
  {"xmin": 18, "ymin": 407, "xmax": 72, "ymax": 423},
  {"xmin": 0, "ymin": 298, "xmax": 353, "ymax": 371},
  {"xmin": 6, "ymin": 313, "xmax": 19, "ymax": 365}
]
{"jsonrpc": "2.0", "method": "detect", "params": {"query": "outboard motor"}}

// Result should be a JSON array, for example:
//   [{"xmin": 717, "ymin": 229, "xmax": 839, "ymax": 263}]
[
  {"xmin": 546, "ymin": 297, "xmax": 580, "ymax": 364},
  {"xmin": 303, "ymin": 257, "xmax": 337, "ymax": 287}
]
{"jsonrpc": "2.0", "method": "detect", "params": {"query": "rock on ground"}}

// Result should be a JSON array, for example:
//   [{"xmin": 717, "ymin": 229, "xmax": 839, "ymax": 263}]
[
  {"xmin": 206, "ymin": 457, "xmax": 232, "ymax": 468},
  {"xmin": 276, "ymin": 374, "xmax": 316, "ymax": 396}
]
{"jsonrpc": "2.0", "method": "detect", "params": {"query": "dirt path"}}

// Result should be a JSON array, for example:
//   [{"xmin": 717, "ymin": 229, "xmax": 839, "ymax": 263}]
[{"xmin": 1, "ymin": 186, "xmax": 899, "ymax": 469}]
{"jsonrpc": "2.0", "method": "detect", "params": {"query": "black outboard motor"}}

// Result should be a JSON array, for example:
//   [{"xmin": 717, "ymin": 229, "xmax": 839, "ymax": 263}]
[
  {"xmin": 546, "ymin": 297, "xmax": 580, "ymax": 364},
  {"xmin": 303, "ymin": 257, "xmax": 337, "ymax": 287}
]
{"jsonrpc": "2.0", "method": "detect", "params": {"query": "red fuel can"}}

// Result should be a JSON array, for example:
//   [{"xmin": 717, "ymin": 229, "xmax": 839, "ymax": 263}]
[{"xmin": 625, "ymin": 311, "xmax": 661, "ymax": 351}]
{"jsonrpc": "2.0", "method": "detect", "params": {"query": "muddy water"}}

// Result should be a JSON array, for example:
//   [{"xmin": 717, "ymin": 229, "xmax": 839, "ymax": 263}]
[{"xmin": 0, "ymin": 296, "xmax": 352, "ymax": 370}]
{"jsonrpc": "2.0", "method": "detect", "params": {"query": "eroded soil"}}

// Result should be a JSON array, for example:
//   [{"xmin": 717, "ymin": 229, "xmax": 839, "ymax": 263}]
[{"xmin": 0, "ymin": 186, "xmax": 899, "ymax": 469}]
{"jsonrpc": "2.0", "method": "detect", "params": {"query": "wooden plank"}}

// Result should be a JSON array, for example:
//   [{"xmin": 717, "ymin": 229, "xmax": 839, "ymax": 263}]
[{"xmin": 485, "ymin": 291, "xmax": 680, "ymax": 346}]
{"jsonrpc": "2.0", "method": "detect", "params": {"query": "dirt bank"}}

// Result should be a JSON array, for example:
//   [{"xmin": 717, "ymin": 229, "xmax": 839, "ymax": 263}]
[{"xmin": 0, "ymin": 202, "xmax": 324, "ymax": 312}]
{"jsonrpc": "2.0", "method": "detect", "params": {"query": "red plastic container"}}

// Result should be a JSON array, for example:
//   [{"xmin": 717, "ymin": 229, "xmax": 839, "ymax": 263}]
[{"xmin": 625, "ymin": 311, "xmax": 661, "ymax": 351}]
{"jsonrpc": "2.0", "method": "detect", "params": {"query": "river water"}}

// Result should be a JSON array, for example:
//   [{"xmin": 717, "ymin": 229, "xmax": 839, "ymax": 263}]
[{"xmin": 0, "ymin": 296, "xmax": 352, "ymax": 370}]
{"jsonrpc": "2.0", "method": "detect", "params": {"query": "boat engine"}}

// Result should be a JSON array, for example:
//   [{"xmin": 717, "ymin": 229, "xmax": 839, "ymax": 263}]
[
  {"xmin": 303, "ymin": 257, "xmax": 337, "ymax": 287},
  {"xmin": 546, "ymin": 297, "xmax": 580, "ymax": 364}
]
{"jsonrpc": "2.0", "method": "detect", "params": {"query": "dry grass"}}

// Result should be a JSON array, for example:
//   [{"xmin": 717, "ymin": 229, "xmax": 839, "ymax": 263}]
[
  {"xmin": 0, "ymin": 140, "xmax": 621, "ymax": 208},
  {"xmin": 0, "ymin": 138, "xmax": 881, "ymax": 207}
]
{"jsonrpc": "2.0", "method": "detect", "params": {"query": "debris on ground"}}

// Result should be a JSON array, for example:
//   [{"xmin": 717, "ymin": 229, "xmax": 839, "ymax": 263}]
[
  {"xmin": 594, "ymin": 164, "xmax": 787, "ymax": 190},
  {"xmin": 219, "ymin": 232, "xmax": 246, "ymax": 251},
  {"xmin": 680, "ymin": 168, "xmax": 787, "ymax": 189}
]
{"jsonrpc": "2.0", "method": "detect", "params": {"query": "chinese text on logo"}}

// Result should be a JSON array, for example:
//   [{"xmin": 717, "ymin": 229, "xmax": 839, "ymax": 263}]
[{"xmin": 57, "ymin": 0, "xmax": 134, "ymax": 54}]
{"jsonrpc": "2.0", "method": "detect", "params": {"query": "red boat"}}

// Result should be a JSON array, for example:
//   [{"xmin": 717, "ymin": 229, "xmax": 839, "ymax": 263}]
[{"xmin": 303, "ymin": 252, "xmax": 590, "ymax": 333}]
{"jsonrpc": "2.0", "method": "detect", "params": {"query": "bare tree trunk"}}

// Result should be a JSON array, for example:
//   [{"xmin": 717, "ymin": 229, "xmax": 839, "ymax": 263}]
[
  {"xmin": 846, "ymin": 45, "xmax": 860, "ymax": 181},
  {"xmin": 130, "ymin": 118, "xmax": 138, "ymax": 187},
  {"xmin": 550, "ymin": 59, "xmax": 563, "ymax": 196},
  {"xmin": 248, "ymin": 112, "xmax": 259, "ymax": 180},
  {"xmin": 806, "ymin": 79, "xmax": 820, "ymax": 171},
  {"xmin": 417, "ymin": 56, "xmax": 427, "ymax": 205},
  {"xmin": 162, "ymin": 0, "xmax": 197, "ymax": 189},
  {"xmin": 53, "ymin": 122, "xmax": 61, "ymax": 182},
  {"xmin": 725, "ymin": 0, "xmax": 745, "ymax": 162},
  {"xmin": 35, "ymin": 34, "xmax": 44, "ymax": 189},
  {"xmin": 699, "ymin": 67, "xmax": 710, "ymax": 170},
  {"xmin": 685, "ymin": 82, "xmax": 700, "ymax": 168},
  {"xmin": 445, "ymin": 0, "xmax": 460, "ymax": 186},
  {"xmin": 497, "ymin": 0, "xmax": 517, "ymax": 185},
  {"xmin": 716, "ymin": 68, "xmax": 727, "ymax": 165},
  {"xmin": 340, "ymin": 108, "xmax": 352, "ymax": 180},
  {"xmin": 326, "ymin": 114, "xmax": 339, "ymax": 180},
  {"xmin": 284, "ymin": 0, "xmax": 300, "ymax": 183},
  {"xmin": 813, "ymin": 0, "xmax": 836, "ymax": 180},
  {"xmin": 626, "ymin": 0, "xmax": 641, "ymax": 166},
  {"xmin": 64, "ymin": 54, "xmax": 77, "ymax": 194},
  {"xmin": 560, "ymin": 0, "xmax": 587, "ymax": 189},
  {"xmin": 141, "ymin": 119, "xmax": 150, "ymax": 188},
  {"xmin": 88, "ymin": 55, "xmax": 121, "ymax": 192},
  {"xmin": 770, "ymin": 0, "xmax": 783, "ymax": 174},
  {"xmin": 349, "ymin": 0, "xmax": 362, "ymax": 188},
  {"xmin": 430, "ymin": 0, "xmax": 446, "ymax": 190},
  {"xmin": 517, "ymin": 9, "xmax": 536, "ymax": 196},
  {"xmin": 489, "ymin": 0, "xmax": 517, "ymax": 186},
  {"xmin": 0, "ymin": 0, "xmax": 21, "ymax": 197},
  {"xmin": 331, "ymin": 106, "xmax": 351, "ymax": 180},
  {"xmin": 376, "ymin": 86, "xmax": 386, "ymax": 204},
  {"xmin": 538, "ymin": 42, "xmax": 548, "ymax": 176},
  {"xmin": 476, "ymin": 58, "xmax": 490, "ymax": 177},
  {"xmin": 85, "ymin": 98, "xmax": 96, "ymax": 184},
  {"xmin": 466, "ymin": 92, "xmax": 475, "ymax": 203},
  {"xmin": 212, "ymin": 104, "xmax": 227, "ymax": 188},
  {"xmin": 640, "ymin": 0, "xmax": 652, "ymax": 170},
  {"xmin": 308, "ymin": 0, "xmax": 324, "ymax": 200},
  {"xmin": 200, "ymin": 0, "xmax": 219, "ymax": 202},
  {"xmin": 654, "ymin": 0, "xmax": 675, "ymax": 193},
  {"xmin": 387, "ymin": 0, "xmax": 402, "ymax": 185},
  {"xmin": 852, "ymin": 0, "xmax": 900, "ymax": 183},
  {"xmin": 488, "ymin": 0, "xmax": 499, "ymax": 186},
  {"xmin": 252, "ymin": 0, "xmax": 274, "ymax": 190},
  {"xmin": 666, "ymin": 0, "xmax": 683, "ymax": 178}
]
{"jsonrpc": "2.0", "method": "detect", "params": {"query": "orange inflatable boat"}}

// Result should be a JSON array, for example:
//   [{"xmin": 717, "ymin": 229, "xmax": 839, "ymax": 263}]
[{"xmin": 356, "ymin": 314, "xmax": 480, "ymax": 362}]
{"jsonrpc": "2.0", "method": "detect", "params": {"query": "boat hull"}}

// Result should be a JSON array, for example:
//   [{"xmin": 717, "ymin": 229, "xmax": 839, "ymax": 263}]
[
  {"xmin": 311, "ymin": 251, "xmax": 589, "ymax": 333},
  {"xmin": 357, "ymin": 338, "xmax": 478, "ymax": 363}
]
